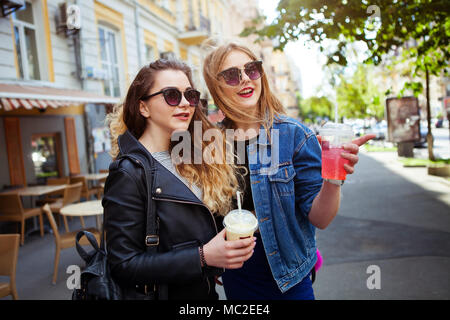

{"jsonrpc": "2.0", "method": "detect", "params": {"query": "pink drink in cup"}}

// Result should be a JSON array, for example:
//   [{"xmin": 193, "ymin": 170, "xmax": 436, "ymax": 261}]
[{"xmin": 319, "ymin": 123, "xmax": 354, "ymax": 181}]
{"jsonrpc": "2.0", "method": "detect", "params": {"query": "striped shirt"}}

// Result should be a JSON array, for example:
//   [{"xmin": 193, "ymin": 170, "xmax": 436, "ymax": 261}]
[{"xmin": 151, "ymin": 151, "xmax": 203, "ymax": 201}]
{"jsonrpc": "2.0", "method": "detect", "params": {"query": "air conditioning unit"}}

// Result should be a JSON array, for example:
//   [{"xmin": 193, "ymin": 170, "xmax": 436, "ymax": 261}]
[
  {"xmin": 0, "ymin": 0, "xmax": 25, "ymax": 17},
  {"xmin": 160, "ymin": 51, "xmax": 176, "ymax": 60},
  {"xmin": 56, "ymin": 2, "xmax": 81, "ymax": 36},
  {"xmin": 85, "ymin": 66, "xmax": 108, "ymax": 80}
]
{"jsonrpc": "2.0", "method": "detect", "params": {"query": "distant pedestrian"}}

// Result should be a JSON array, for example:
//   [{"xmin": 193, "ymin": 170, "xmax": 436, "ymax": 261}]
[
  {"xmin": 203, "ymin": 42, "xmax": 375, "ymax": 300},
  {"xmin": 103, "ymin": 59, "xmax": 255, "ymax": 300}
]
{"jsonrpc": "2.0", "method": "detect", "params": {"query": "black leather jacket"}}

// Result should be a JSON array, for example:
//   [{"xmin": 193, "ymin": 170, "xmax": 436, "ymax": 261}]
[{"xmin": 103, "ymin": 130, "xmax": 223, "ymax": 300}]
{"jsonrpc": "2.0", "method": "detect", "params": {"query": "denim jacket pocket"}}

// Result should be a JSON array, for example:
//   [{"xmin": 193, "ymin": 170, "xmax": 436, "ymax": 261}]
[{"xmin": 268, "ymin": 164, "xmax": 296, "ymax": 196}]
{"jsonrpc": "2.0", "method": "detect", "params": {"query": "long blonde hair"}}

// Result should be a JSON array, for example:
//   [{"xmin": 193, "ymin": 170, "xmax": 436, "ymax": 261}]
[
  {"xmin": 202, "ymin": 42, "xmax": 285, "ymax": 131},
  {"xmin": 107, "ymin": 59, "xmax": 239, "ymax": 215}
]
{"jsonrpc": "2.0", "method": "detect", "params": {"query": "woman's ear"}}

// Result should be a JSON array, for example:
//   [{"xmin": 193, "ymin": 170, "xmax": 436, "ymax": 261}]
[{"xmin": 139, "ymin": 100, "xmax": 151, "ymax": 119}]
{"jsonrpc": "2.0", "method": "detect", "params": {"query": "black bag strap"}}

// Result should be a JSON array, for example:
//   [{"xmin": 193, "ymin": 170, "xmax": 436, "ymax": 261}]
[
  {"xmin": 142, "ymin": 158, "xmax": 158, "ymax": 251},
  {"xmin": 78, "ymin": 153, "xmax": 158, "ymax": 258},
  {"xmin": 114, "ymin": 153, "xmax": 158, "ymax": 252},
  {"xmin": 75, "ymin": 230, "xmax": 101, "ymax": 263}
]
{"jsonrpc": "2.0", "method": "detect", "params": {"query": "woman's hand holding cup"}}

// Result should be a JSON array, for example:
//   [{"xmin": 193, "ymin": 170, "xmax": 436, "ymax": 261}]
[{"xmin": 203, "ymin": 229, "xmax": 256, "ymax": 269}]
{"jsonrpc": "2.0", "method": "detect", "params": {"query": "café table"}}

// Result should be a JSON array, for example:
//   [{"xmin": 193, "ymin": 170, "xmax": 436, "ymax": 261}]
[
  {"xmin": 77, "ymin": 173, "xmax": 108, "ymax": 181},
  {"xmin": 0, "ymin": 185, "xmax": 67, "ymax": 196},
  {"xmin": 77, "ymin": 173, "xmax": 108, "ymax": 194},
  {"xmin": 0, "ymin": 184, "xmax": 68, "ymax": 235},
  {"xmin": 60, "ymin": 200, "xmax": 103, "ymax": 229}
]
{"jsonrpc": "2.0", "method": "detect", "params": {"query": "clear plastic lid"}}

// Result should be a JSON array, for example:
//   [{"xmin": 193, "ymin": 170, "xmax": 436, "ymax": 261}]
[
  {"xmin": 223, "ymin": 209, "xmax": 258, "ymax": 230},
  {"xmin": 319, "ymin": 122, "xmax": 354, "ymax": 137},
  {"xmin": 319, "ymin": 123, "xmax": 354, "ymax": 146}
]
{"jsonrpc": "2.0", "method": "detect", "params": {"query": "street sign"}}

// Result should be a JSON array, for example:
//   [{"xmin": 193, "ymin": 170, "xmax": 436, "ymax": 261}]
[{"xmin": 386, "ymin": 97, "xmax": 421, "ymax": 143}]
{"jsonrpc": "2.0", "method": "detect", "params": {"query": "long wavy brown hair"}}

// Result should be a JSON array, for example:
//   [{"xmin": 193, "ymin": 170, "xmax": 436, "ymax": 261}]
[
  {"xmin": 107, "ymin": 59, "xmax": 239, "ymax": 215},
  {"xmin": 202, "ymin": 42, "xmax": 285, "ymax": 131}
]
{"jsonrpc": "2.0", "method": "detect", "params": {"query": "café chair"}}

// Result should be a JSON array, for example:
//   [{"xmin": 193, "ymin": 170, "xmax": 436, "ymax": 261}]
[
  {"xmin": 49, "ymin": 183, "xmax": 84, "ymax": 233},
  {"xmin": 0, "ymin": 194, "xmax": 44, "ymax": 246},
  {"xmin": 42, "ymin": 204, "xmax": 100, "ymax": 284},
  {"xmin": 35, "ymin": 177, "xmax": 70, "ymax": 206},
  {"xmin": 0, "ymin": 234, "xmax": 20, "ymax": 299},
  {"xmin": 2, "ymin": 185, "xmax": 24, "ymax": 191},
  {"xmin": 99, "ymin": 169, "xmax": 109, "ymax": 191},
  {"xmin": 70, "ymin": 176, "xmax": 102, "ymax": 201}
]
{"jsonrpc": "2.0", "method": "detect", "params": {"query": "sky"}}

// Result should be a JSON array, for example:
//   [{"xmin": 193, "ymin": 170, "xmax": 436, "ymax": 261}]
[{"xmin": 257, "ymin": 0, "xmax": 327, "ymax": 98}]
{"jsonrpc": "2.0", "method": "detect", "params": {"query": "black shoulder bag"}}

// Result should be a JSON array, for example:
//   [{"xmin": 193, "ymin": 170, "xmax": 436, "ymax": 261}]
[
  {"xmin": 72, "ymin": 154, "xmax": 163, "ymax": 300},
  {"xmin": 71, "ymin": 228, "xmax": 122, "ymax": 300}
]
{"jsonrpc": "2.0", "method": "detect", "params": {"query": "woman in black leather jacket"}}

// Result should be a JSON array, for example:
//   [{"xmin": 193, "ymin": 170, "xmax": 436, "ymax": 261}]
[{"xmin": 103, "ymin": 59, "xmax": 255, "ymax": 300}]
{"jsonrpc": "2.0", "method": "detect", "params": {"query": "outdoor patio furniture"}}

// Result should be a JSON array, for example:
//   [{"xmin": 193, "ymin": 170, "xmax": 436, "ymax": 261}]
[
  {"xmin": 48, "ymin": 183, "xmax": 84, "ymax": 233},
  {"xmin": 60, "ymin": 199, "xmax": 103, "ymax": 230},
  {"xmin": 98, "ymin": 169, "xmax": 108, "ymax": 190},
  {"xmin": 70, "ymin": 176, "xmax": 102, "ymax": 201},
  {"xmin": 0, "ymin": 234, "xmax": 20, "ymax": 299},
  {"xmin": 35, "ymin": 177, "xmax": 70, "ymax": 206},
  {"xmin": 42, "ymin": 204, "xmax": 100, "ymax": 284},
  {"xmin": 0, "ymin": 194, "xmax": 44, "ymax": 245}
]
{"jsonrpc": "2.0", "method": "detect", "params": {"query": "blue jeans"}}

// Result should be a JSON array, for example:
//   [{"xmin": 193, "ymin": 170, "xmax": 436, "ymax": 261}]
[{"xmin": 222, "ymin": 232, "xmax": 315, "ymax": 300}]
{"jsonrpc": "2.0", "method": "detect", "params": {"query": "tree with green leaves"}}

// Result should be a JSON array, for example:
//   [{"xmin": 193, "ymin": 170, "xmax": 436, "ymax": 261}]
[
  {"xmin": 336, "ymin": 64, "xmax": 385, "ymax": 120},
  {"xmin": 298, "ymin": 95, "xmax": 334, "ymax": 122},
  {"xmin": 242, "ymin": 0, "xmax": 449, "ymax": 160}
]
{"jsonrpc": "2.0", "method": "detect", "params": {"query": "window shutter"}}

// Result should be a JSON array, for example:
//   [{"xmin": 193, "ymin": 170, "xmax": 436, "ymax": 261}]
[
  {"xmin": 4, "ymin": 117, "xmax": 26, "ymax": 186},
  {"xmin": 64, "ymin": 117, "xmax": 80, "ymax": 175}
]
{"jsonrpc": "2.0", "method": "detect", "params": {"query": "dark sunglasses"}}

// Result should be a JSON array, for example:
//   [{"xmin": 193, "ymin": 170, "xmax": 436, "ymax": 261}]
[
  {"xmin": 141, "ymin": 87, "xmax": 200, "ymax": 106},
  {"xmin": 218, "ymin": 61, "xmax": 263, "ymax": 86}
]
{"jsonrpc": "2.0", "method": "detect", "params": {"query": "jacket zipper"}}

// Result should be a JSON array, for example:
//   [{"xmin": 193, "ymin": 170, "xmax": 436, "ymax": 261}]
[
  {"xmin": 124, "ymin": 154, "xmax": 217, "ymax": 295},
  {"xmin": 154, "ymin": 196, "xmax": 216, "ymax": 295},
  {"xmin": 123, "ymin": 154, "xmax": 218, "ymax": 233},
  {"xmin": 206, "ymin": 277, "xmax": 211, "ymax": 295},
  {"xmin": 152, "ymin": 196, "xmax": 218, "ymax": 233}
]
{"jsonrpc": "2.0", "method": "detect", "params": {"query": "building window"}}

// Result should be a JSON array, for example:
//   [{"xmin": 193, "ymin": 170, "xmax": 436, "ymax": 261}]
[
  {"xmin": 160, "ymin": 51, "xmax": 175, "ymax": 60},
  {"xmin": 144, "ymin": 45, "xmax": 155, "ymax": 64},
  {"xmin": 31, "ymin": 133, "xmax": 63, "ymax": 184},
  {"xmin": 98, "ymin": 25, "xmax": 121, "ymax": 97},
  {"xmin": 159, "ymin": 0, "xmax": 170, "ymax": 10},
  {"xmin": 12, "ymin": 1, "xmax": 40, "ymax": 80}
]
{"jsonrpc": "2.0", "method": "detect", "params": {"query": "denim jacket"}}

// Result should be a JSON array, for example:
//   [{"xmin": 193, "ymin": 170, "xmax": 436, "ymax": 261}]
[{"xmin": 247, "ymin": 114, "xmax": 323, "ymax": 293}]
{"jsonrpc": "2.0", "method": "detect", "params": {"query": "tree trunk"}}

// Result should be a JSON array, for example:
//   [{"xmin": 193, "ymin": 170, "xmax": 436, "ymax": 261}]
[
  {"xmin": 398, "ymin": 142, "xmax": 414, "ymax": 158},
  {"xmin": 425, "ymin": 65, "xmax": 435, "ymax": 161}
]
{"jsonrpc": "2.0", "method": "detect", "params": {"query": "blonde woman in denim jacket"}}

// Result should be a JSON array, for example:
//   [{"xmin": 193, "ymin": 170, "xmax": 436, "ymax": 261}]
[{"xmin": 203, "ymin": 42, "xmax": 374, "ymax": 299}]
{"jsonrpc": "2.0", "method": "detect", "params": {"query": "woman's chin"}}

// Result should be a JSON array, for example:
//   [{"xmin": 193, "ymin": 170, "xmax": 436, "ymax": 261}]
[
  {"xmin": 239, "ymin": 101, "xmax": 258, "ymax": 113},
  {"xmin": 170, "ymin": 122, "xmax": 191, "ymax": 133}
]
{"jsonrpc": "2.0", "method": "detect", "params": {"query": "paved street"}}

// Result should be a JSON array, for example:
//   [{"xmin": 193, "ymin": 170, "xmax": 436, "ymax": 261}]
[
  {"xmin": 2, "ymin": 149, "xmax": 449, "ymax": 300},
  {"xmin": 314, "ymin": 150, "xmax": 450, "ymax": 299},
  {"xmin": 415, "ymin": 127, "xmax": 450, "ymax": 160}
]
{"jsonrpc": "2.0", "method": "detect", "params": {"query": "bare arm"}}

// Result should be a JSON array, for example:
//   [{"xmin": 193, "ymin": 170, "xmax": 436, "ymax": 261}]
[{"xmin": 308, "ymin": 134, "xmax": 375, "ymax": 229}]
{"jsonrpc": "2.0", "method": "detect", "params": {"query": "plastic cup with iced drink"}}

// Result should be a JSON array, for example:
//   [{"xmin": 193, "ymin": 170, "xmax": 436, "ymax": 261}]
[
  {"xmin": 319, "ymin": 123, "xmax": 354, "ymax": 181},
  {"xmin": 223, "ymin": 209, "xmax": 258, "ymax": 241}
]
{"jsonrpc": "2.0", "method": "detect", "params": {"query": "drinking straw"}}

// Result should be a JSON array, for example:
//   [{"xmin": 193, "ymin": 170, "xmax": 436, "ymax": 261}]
[
  {"xmin": 335, "ymin": 103, "xmax": 339, "ymax": 123},
  {"xmin": 236, "ymin": 191, "xmax": 242, "ymax": 214}
]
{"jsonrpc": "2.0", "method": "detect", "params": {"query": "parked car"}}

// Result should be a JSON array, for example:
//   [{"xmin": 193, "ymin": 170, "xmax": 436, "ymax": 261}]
[
  {"xmin": 366, "ymin": 122, "xmax": 387, "ymax": 140},
  {"xmin": 351, "ymin": 123, "xmax": 366, "ymax": 137},
  {"xmin": 414, "ymin": 125, "xmax": 428, "ymax": 148}
]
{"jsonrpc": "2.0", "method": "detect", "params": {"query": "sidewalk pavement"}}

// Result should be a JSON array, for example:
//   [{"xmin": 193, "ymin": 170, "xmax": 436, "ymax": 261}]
[
  {"xmin": 219, "ymin": 149, "xmax": 450, "ymax": 300},
  {"xmin": 313, "ymin": 150, "xmax": 450, "ymax": 299},
  {"xmin": 2, "ymin": 150, "xmax": 448, "ymax": 300}
]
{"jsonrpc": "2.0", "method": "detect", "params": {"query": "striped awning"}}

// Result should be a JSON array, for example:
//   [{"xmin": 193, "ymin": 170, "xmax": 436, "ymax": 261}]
[{"xmin": 0, "ymin": 83, "xmax": 120, "ymax": 111}]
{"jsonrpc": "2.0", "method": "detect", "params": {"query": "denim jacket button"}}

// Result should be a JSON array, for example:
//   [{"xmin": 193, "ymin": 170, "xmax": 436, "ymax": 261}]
[{"xmin": 155, "ymin": 187, "xmax": 162, "ymax": 194}]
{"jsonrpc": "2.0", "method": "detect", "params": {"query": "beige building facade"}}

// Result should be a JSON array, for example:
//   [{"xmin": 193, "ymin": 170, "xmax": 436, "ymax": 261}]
[{"xmin": 0, "ymin": 0, "xmax": 301, "ymax": 188}]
